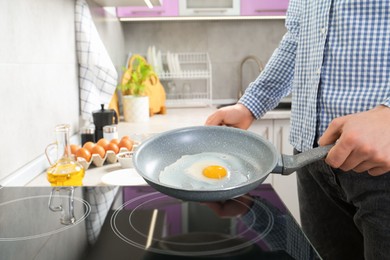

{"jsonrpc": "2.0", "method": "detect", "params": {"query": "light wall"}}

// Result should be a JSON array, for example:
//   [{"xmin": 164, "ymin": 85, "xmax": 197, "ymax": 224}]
[
  {"xmin": 0, "ymin": 0, "xmax": 79, "ymax": 180},
  {"xmin": 0, "ymin": 0, "xmax": 125, "ymax": 180}
]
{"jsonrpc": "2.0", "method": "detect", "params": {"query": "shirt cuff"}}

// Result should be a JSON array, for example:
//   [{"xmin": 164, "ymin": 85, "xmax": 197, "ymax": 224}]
[
  {"xmin": 238, "ymin": 93, "xmax": 269, "ymax": 119},
  {"xmin": 380, "ymin": 98, "xmax": 390, "ymax": 108}
]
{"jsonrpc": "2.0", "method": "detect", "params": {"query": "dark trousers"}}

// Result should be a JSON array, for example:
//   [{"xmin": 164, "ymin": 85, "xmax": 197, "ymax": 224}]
[{"xmin": 296, "ymin": 152, "xmax": 390, "ymax": 260}]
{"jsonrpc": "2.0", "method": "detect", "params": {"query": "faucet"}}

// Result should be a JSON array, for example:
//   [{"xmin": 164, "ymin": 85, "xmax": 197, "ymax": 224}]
[{"xmin": 238, "ymin": 55, "xmax": 264, "ymax": 99}]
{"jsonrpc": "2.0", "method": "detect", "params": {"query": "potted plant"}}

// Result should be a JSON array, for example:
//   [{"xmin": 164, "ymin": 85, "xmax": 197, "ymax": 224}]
[{"xmin": 117, "ymin": 54, "xmax": 157, "ymax": 122}]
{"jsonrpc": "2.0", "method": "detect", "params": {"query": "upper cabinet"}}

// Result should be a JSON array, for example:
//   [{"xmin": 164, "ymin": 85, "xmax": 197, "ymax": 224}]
[
  {"xmin": 179, "ymin": 0, "xmax": 240, "ymax": 17},
  {"xmin": 111, "ymin": 0, "xmax": 289, "ymax": 20},
  {"xmin": 116, "ymin": 0, "xmax": 178, "ymax": 18},
  {"xmin": 95, "ymin": 0, "xmax": 162, "ymax": 7},
  {"xmin": 240, "ymin": 0, "xmax": 289, "ymax": 16}
]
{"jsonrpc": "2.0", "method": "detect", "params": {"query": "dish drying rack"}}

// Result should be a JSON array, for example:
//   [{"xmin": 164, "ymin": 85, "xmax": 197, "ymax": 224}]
[{"xmin": 154, "ymin": 52, "xmax": 212, "ymax": 107}]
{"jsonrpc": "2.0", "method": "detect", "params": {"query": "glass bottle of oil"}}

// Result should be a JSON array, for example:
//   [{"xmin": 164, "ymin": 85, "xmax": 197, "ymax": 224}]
[{"xmin": 46, "ymin": 124, "xmax": 85, "ymax": 186}]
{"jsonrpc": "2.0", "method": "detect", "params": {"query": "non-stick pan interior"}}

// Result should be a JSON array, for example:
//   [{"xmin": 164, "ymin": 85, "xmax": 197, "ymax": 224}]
[{"xmin": 133, "ymin": 126, "xmax": 278, "ymax": 196}]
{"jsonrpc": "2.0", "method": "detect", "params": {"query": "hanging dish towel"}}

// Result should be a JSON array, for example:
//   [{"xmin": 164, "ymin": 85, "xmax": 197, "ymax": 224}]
[{"xmin": 75, "ymin": 0, "xmax": 118, "ymax": 121}]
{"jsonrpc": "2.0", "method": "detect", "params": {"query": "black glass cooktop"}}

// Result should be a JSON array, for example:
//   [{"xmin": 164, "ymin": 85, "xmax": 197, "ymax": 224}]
[{"xmin": 0, "ymin": 184, "xmax": 321, "ymax": 260}]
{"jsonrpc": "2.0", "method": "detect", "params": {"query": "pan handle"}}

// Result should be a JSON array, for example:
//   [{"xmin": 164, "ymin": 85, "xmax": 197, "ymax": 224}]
[{"xmin": 272, "ymin": 144, "xmax": 334, "ymax": 175}]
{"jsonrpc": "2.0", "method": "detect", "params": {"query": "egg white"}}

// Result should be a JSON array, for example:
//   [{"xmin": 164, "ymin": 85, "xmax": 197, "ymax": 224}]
[{"xmin": 159, "ymin": 152, "xmax": 250, "ymax": 190}]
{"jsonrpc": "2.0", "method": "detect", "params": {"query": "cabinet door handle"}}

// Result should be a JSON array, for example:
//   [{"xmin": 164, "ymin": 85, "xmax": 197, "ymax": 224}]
[
  {"xmin": 193, "ymin": 9, "xmax": 228, "ymax": 14},
  {"xmin": 254, "ymin": 9, "xmax": 286, "ymax": 13},
  {"xmin": 131, "ymin": 10, "xmax": 164, "ymax": 15},
  {"xmin": 276, "ymin": 126, "xmax": 283, "ymax": 152},
  {"xmin": 262, "ymin": 127, "xmax": 269, "ymax": 140}
]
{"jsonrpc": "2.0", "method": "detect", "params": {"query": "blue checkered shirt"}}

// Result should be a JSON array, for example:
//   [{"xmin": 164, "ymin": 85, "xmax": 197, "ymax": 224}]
[{"xmin": 239, "ymin": 0, "xmax": 390, "ymax": 152}]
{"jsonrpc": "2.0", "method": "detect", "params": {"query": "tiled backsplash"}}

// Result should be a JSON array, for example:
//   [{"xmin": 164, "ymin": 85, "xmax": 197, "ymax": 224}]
[{"xmin": 122, "ymin": 19, "xmax": 286, "ymax": 101}]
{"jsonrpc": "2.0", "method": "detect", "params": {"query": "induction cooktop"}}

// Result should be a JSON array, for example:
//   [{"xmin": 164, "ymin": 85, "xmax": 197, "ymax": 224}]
[{"xmin": 0, "ymin": 184, "xmax": 321, "ymax": 260}]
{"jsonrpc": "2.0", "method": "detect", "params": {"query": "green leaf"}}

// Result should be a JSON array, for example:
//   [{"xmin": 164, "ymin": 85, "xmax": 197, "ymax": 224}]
[{"xmin": 119, "ymin": 55, "xmax": 157, "ymax": 96}]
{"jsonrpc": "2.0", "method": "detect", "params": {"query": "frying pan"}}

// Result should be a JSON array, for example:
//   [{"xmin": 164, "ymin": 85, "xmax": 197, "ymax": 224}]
[{"xmin": 132, "ymin": 126, "xmax": 332, "ymax": 201}]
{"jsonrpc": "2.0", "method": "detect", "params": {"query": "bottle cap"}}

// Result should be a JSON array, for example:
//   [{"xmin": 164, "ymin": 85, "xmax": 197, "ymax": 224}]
[
  {"xmin": 103, "ymin": 125, "xmax": 117, "ymax": 133},
  {"xmin": 81, "ymin": 126, "xmax": 95, "ymax": 134}
]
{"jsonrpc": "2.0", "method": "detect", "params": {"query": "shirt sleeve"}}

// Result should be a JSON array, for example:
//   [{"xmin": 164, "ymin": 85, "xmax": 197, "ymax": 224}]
[
  {"xmin": 381, "ymin": 98, "xmax": 390, "ymax": 108},
  {"xmin": 239, "ymin": 0, "xmax": 301, "ymax": 119}
]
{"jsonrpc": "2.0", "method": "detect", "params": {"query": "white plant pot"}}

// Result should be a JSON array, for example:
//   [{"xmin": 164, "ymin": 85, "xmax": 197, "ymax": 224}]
[{"xmin": 122, "ymin": 95, "xmax": 149, "ymax": 123}]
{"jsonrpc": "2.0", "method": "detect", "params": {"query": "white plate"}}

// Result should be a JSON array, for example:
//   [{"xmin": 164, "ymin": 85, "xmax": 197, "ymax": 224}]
[{"xmin": 101, "ymin": 169, "xmax": 147, "ymax": 186}]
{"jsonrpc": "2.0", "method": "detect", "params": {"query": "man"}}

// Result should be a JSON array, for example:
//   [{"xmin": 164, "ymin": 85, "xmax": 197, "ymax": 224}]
[{"xmin": 206, "ymin": 1, "xmax": 390, "ymax": 259}]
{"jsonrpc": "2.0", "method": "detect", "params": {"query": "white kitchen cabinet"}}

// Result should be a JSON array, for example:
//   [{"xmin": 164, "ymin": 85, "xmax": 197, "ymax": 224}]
[
  {"xmin": 249, "ymin": 119, "xmax": 274, "ymax": 142},
  {"xmin": 248, "ymin": 118, "xmax": 301, "ymax": 224},
  {"xmin": 179, "ymin": 0, "xmax": 240, "ymax": 16}
]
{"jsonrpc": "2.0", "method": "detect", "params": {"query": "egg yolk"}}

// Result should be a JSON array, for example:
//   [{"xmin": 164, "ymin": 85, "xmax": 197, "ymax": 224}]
[{"xmin": 202, "ymin": 165, "xmax": 227, "ymax": 179}]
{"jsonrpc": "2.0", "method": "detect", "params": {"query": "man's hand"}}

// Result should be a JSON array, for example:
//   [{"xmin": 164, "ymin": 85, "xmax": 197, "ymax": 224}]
[
  {"xmin": 319, "ymin": 105, "xmax": 390, "ymax": 176},
  {"xmin": 205, "ymin": 103, "xmax": 255, "ymax": 130}
]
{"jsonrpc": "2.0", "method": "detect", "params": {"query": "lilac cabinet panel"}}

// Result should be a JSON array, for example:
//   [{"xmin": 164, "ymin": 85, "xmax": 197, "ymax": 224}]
[
  {"xmin": 240, "ymin": 0, "xmax": 289, "ymax": 16},
  {"xmin": 116, "ymin": 0, "xmax": 178, "ymax": 17}
]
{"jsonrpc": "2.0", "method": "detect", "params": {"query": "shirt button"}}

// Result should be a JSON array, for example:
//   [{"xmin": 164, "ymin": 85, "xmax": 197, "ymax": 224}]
[
  {"xmin": 320, "ymin": 27, "xmax": 327, "ymax": 35},
  {"xmin": 316, "ymin": 67, "xmax": 321, "ymax": 74}
]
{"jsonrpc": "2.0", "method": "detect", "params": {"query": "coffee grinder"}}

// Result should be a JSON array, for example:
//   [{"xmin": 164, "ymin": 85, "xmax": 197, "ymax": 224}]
[{"xmin": 92, "ymin": 104, "xmax": 118, "ymax": 141}]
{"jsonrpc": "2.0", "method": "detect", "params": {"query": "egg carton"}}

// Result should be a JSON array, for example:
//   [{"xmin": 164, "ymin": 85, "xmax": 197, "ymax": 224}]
[{"xmin": 73, "ymin": 147, "xmax": 135, "ymax": 170}]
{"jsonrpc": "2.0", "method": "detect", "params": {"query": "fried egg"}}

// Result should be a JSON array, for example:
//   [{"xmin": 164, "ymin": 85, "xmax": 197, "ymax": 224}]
[{"xmin": 159, "ymin": 152, "xmax": 252, "ymax": 190}]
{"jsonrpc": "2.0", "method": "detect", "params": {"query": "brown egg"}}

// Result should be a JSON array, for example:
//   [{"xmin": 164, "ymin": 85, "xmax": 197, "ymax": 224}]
[
  {"xmin": 97, "ymin": 138, "xmax": 109, "ymax": 148},
  {"xmin": 75, "ymin": 147, "xmax": 92, "ymax": 162},
  {"xmin": 91, "ymin": 144, "xmax": 106, "ymax": 158},
  {"xmin": 121, "ymin": 135, "xmax": 132, "ymax": 142},
  {"xmin": 110, "ymin": 138, "xmax": 120, "ymax": 145},
  {"xmin": 83, "ymin": 141, "xmax": 95, "ymax": 153},
  {"xmin": 105, "ymin": 142, "xmax": 119, "ymax": 154},
  {"xmin": 70, "ymin": 144, "xmax": 80, "ymax": 155},
  {"xmin": 118, "ymin": 138, "xmax": 133, "ymax": 151}
]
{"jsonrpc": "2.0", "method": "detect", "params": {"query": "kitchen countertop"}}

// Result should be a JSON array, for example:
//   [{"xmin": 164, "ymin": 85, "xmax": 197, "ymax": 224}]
[
  {"xmin": 26, "ymin": 107, "xmax": 291, "ymax": 187},
  {"xmin": 118, "ymin": 106, "xmax": 291, "ymax": 135}
]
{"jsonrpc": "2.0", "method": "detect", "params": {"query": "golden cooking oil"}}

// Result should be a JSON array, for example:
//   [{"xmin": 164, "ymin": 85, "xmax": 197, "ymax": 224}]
[
  {"xmin": 47, "ymin": 158, "xmax": 85, "ymax": 186},
  {"xmin": 45, "ymin": 124, "xmax": 85, "ymax": 186}
]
